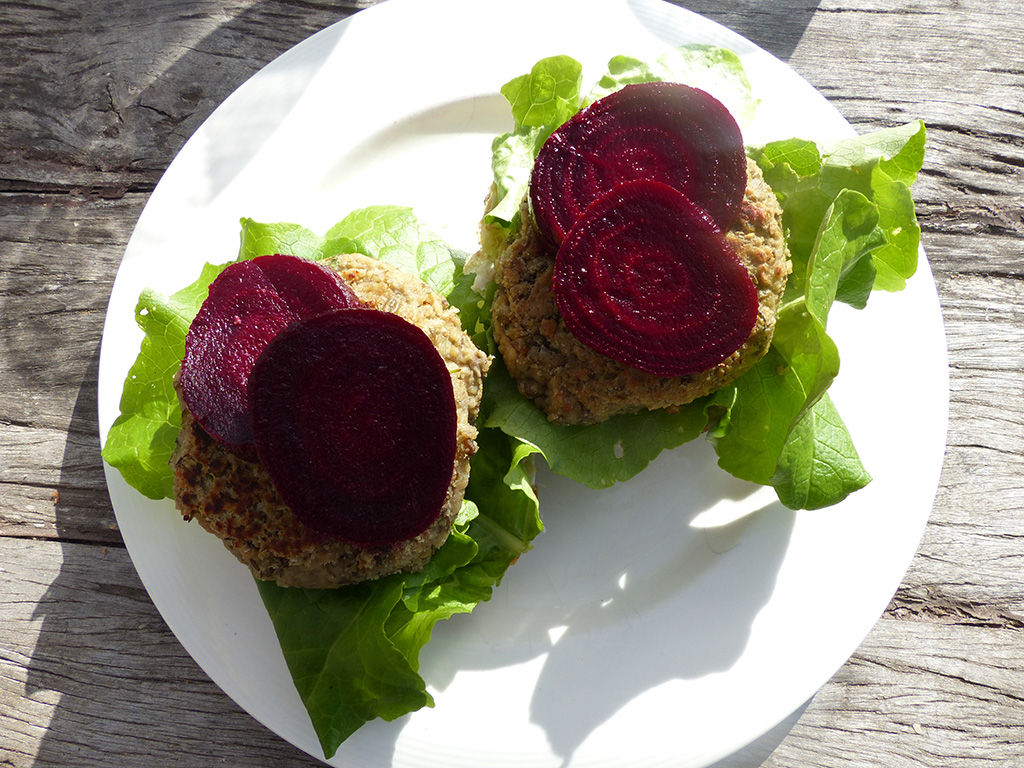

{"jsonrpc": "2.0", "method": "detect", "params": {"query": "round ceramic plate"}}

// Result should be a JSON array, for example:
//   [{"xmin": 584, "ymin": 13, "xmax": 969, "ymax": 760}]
[{"xmin": 97, "ymin": 1, "xmax": 949, "ymax": 766}]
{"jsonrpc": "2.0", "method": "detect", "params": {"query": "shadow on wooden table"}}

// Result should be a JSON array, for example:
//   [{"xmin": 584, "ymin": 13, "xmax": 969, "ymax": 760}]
[{"xmin": 677, "ymin": 0, "xmax": 821, "ymax": 61}]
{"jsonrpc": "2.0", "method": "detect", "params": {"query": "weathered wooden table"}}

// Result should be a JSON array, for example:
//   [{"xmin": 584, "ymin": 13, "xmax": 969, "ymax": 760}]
[{"xmin": 3, "ymin": 1, "xmax": 1022, "ymax": 766}]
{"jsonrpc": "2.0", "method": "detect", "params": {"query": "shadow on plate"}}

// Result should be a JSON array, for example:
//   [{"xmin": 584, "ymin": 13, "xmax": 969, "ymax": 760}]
[
  {"xmin": 312, "ymin": 94, "xmax": 512, "ymax": 200},
  {"xmin": 417, "ymin": 440, "xmax": 797, "ymax": 765},
  {"xmin": 707, "ymin": 701, "xmax": 809, "ymax": 768}
]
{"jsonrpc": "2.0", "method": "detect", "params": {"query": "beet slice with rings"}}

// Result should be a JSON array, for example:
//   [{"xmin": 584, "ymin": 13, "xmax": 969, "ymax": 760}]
[
  {"xmin": 179, "ymin": 254, "xmax": 360, "ymax": 457},
  {"xmin": 248, "ymin": 308, "xmax": 457, "ymax": 546},
  {"xmin": 245, "ymin": 252, "xmax": 360, "ymax": 315},
  {"xmin": 553, "ymin": 179, "xmax": 759, "ymax": 378},
  {"xmin": 530, "ymin": 81, "xmax": 747, "ymax": 244}
]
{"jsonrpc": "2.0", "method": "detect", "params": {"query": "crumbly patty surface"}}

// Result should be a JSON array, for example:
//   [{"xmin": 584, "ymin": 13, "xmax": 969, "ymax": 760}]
[
  {"xmin": 170, "ymin": 253, "xmax": 490, "ymax": 588},
  {"xmin": 481, "ymin": 158, "xmax": 791, "ymax": 425}
]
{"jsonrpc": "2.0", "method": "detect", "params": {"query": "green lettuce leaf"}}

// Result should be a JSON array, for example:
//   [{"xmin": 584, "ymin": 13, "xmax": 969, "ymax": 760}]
[
  {"xmin": 805, "ymin": 188, "xmax": 886, "ymax": 316},
  {"xmin": 101, "ymin": 263, "xmax": 228, "ymax": 498},
  {"xmin": 484, "ymin": 55, "xmax": 582, "ymax": 230},
  {"xmin": 501, "ymin": 54, "xmax": 582, "ymax": 130},
  {"xmin": 237, "ymin": 205, "xmax": 468, "ymax": 299},
  {"xmin": 103, "ymin": 207, "xmax": 543, "ymax": 758},
  {"xmin": 585, "ymin": 45, "xmax": 759, "ymax": 124},
  {"xmin": 256, "ymin": 577, "xmax": 428, "ymax": 750},
  {"xmin": 712, "ymin": 302, "xmax": 839, "ymax": 485},
  {"xmin": 711, "ymin": 126, "xmax": 924, "ymax": 504},
  {"xmin": 323, "ymin": 205, "xmax": 465, "ymax": 297},
  {"xmin": 771, "ymin": 393, "xmax": 871, "ymax": 509},
  {"xmin": 749, "ymin": 120, "xmax": 925, "ymax": 297},
  {"xmin": 482, "ymin": 357, "xmax": 707, "ymax": 488},
  {"xmin": 237, "ymin": 219, "xmax": 324, "ymax": 262},
  {"xmin": 712, "ymin": 187, "xmax": 886, "ymax": 493},
  {"xmin": 486, "ymin": 127, "xmax": 549, "ymax": 226}
]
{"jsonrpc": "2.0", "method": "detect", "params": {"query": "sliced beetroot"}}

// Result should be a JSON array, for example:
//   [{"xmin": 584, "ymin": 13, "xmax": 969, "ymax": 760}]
[
  {"xmin": 180, "ymin": 286, "xmax": 296, "ymax": 454},
  {"xmin": 530, "ymin": 81, "xmax": 746, "ymax": 244},
  {"xmin": 553, "ymin": 179, "xmax": 759, "ymax": 378},
  {"xmin": 248, "ymin": 308, "xmax": 457, "ymax": 546},
  {"xmin": 179, "ymin": 254, "xmax": 360, "ymax": 457},
  {"xmin": 245, "ymin": 252, "xmax": 360, "ymax": 315}
]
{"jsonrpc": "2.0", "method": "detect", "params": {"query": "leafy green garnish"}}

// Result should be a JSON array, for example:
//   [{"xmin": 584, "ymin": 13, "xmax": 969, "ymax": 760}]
[
  {"xmin": 238, "ymin": 205, "xmax": 466, "ymax": 298},
  {"xmin": 501, "ymin": 54, "xmax": 583, "ymax": 130},
  {"xmin": 103, "ymin": 206, "xmax": 543, "ymax": 758},
  {"xmin": 102, "ymin": 263, "xmax": 228, "ymax": 498},
  {"xmin": 713, "ymin": 124, "xmax": 923, "ymax": 501},
  {"xmin": 713, "ymin": 186, "xmax": 886, "ymax": 486},
  {"xmin": 772, "ymin": 393, "xmax": 871, "ymax": 509},
  {"xmin": 482, "ymin": 358, "xmax": 708, "ymax": 489},
  {"xmin": 748, "ymin": 120, "xmax": 925, "ymax": 296},
  {"xmin": 487, "ymin": 128, "xmax": 550, "ymax": 227},
  {"xmin": 478, "ymin": 50, "xmax": 925, "ymax": 509},
  {"xmin": 485, "ymin": 55, "xmax": 583, "ymax": 230},
  {"xmin": 237, "ymin": 219, "xmax": 325, "ymax": 262},
  {"xmin": 585, "ymin": 45, "xmax": 759, "ymax": 123}
]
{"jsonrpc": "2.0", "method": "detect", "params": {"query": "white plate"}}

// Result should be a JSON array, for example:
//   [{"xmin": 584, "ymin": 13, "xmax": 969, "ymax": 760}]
[{"xmin": 97, "ymin": 1, "xmax": 949, "ymax": 766}]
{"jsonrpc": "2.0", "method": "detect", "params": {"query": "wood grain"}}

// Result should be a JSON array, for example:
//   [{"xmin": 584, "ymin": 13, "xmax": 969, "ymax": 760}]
[
  {"xmin": 0, "ymin": 1, "xmax": 376, "ymax": 192},
  {"xmin": 0, "ymin": 537, "xmax": 319, "ymax": 767},
  {"xmin": 2, "ymin": 0, "xmax": 1023, "ymax": 766}
]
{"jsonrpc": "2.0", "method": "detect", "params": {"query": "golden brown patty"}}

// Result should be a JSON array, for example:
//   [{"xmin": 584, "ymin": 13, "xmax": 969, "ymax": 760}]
[
  {"xmin": 170, "ymin": 253, "xmax": 490, "ymax": 589},
  {"xmin": 479, "ymin": 158, "xmax": 791, "ymax": 425}
]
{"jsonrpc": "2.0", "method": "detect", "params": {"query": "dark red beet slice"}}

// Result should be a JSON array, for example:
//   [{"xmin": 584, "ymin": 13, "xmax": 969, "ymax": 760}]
[
  {"xmin": 530, "ymin": 81, "xmax": 746, "ymax": 243},
  {"xmin": 553, "ymin": 179, "xmax": 759, "ymax": 377},
  {"xmin": 180, "ymin": 286, "xmax": 295, "ymax": 453},
  {"xmin": 246, "ymin": 252, "xmax": 360, "ymax": 315},
  {"xmin": 248, "ymin": 308, "xmax": 457, "ymax": 546},
  {"xmin": 179, "ymin": 255, "xmax": 360, "ymax": 457}
]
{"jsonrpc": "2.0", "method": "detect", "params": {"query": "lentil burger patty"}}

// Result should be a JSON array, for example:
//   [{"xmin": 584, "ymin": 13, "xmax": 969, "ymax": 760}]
[
  {"xmin": 482, "ymin": 158, "xmax": 791, "ymax": 424},
  {"xmin": 170, "ymin": 253, "xmax": 489, "ymax": 589}
]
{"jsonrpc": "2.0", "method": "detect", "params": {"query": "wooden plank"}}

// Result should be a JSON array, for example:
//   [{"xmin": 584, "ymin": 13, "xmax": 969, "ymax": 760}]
[
  {"xmin": 679, "ymin": 0, "xmax": 823, "ymax": 61},
  {"xmin": 0, "ymin": 423, "xmax": 118, "ymax": 544},
  {"xmin": 0, "ymin": 1, "xmax": 377, "ymax": 191},
  {"xmin": 0, "ymin": 536, "xmax": 320, "ymax": 767},
  {"xmin": 0, "ymin": 193, "xmax": 136, "ymax": 429},
  {"xmin": 766, "ymin": 619, "xmax": 1024, "ymax": 767},
  {"xmin": 0, "ymin": 193, "xmax": 140, "ymax": 544},
  {"xmin": 907, "ymin": 271, "xmax": 1024, "ymax": 613}
]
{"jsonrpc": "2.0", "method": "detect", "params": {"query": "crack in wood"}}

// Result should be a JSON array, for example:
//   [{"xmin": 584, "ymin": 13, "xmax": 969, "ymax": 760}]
[
  {"xmin": 925, "ymin": 121, "xmax": 1024, "ymax": 148},
  {"xmin": 888, "ymin": 586, "xmax": 1024, "ymax": 630},
  {"xmin": 814, "ymin": 6, "xmax": 942, "ymax": 15},
  {"xmin": 0, "ymin": 179, "xmax": 155, "ymax": 197}
]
